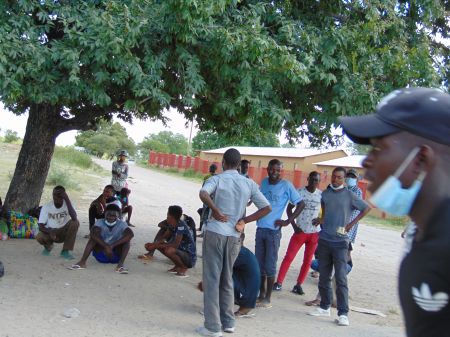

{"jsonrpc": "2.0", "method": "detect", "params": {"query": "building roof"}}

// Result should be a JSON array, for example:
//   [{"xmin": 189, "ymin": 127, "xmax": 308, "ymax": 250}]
[
  {"xmin": 201, "ymin": 146, "xmax": 347, "ymax": 159},
  {"xmin": 313, "ymin": 155, "xmax": 365, "ymax": 168}
]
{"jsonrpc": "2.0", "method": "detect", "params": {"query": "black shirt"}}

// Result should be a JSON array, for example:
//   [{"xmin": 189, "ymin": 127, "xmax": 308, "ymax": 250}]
[{"xmin": 399, "ymin": 198, "xmax": 450, "ymax": 337}]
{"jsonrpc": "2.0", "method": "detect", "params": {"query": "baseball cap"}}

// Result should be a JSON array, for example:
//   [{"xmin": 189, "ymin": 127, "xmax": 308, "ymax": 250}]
[
  {"xmin": 339, "ymin": 88, "xmax": 450, "ymax": 146},
  {"xmin": 346, "ymin": 168, "xmax": 359, "ymax": 178}
]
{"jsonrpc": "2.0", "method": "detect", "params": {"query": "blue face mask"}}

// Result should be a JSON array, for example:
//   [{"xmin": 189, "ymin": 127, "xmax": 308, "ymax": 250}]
[
  {"xmin": 345, "ymin": 178, "xmax": 357, "ymax": 187},
  {"xmin": 369, "ymin": 148, "xmax": 426, "ymax": 216}
]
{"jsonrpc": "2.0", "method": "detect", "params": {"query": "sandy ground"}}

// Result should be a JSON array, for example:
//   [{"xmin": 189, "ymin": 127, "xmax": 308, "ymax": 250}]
[{"xmin": 0, "ymin": 160, "xmax": 406, "ymax": 337}]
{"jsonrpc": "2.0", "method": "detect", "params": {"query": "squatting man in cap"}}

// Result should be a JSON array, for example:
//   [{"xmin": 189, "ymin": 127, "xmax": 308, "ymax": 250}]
[
  {"xmin": 340, "ymin": 87, "xmax": 450, "ymax": 337},
  {"xmin": 69, "ymin": 203, "xmax": 134, "ymax": 274}
]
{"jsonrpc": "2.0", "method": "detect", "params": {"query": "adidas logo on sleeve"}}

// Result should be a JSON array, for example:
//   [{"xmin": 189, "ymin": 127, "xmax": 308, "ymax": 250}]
[{"xmin": 412, "ymin": 283, "xmax": 449, "ymax": 312}]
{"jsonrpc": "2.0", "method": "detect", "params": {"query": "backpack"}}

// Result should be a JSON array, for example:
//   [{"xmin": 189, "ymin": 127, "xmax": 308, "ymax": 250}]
[{"xmin": 182, "ymin": 214, "xmax": 197, "ymax": 243}]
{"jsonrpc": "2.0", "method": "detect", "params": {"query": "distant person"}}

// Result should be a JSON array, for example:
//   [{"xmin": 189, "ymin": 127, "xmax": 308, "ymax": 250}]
[
  {"xmin": 118, "ymin": 187, "xmax": 134, "ymax": 227},
  {"xmin": 240, "ymin": 160, "xmax": 250, "ymax": 178},
  {"xmin": 256, "ymin": 159, "xmax": 305, "ymax": 308},
  {"xmin": 308, "ymin": 167, "xmax": 370, "ymax": 327},
  {"xmin": 197, "ymin": 148, "xmax": 271, "ymax": 337},
  {"xmin": 88, "ymin": 185, "xmax": 115, "ymax": 231},
  {"xmin": 143, "ymin": 206, "xmax": 196, "ymax": 277},
  {"xmin": 274, "ymin": 171, "xmax": 322, "ymax": 296},
  {"xmin": 340, "ymin": 87, "xmax": 450, "ymax": 337},
  {"xmin": 345, "ymin": 169, "xmax": 363, "ymax": 244},
  {"xmin": 111, "ymin": 150, "xmax": 129, "ymax": 193},
  {"xmin": 69, "ymin": 203, "xmax": 133, "ymax": 274},
  {"xmin": 198, "ymin": 164, "xmax": 218, "ymax": 235},
  {"xmin": 36, "ymin": 186, "xmax": 79, "ymax": 260}
]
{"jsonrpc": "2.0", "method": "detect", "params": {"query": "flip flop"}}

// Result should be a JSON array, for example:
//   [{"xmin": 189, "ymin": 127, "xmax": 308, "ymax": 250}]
[
  {"xmin": 67, "ymin": 264, "xmax": 85, "ymax": 270},
  {"xmin": 115, "ymin": 266, "xmax": 129, "ymax": 274},
  {"xmin": 138, "ymin": 254, "xmax": 153, "ymax": 261},
  {"xmin": 175, "ymin": 272, "xmax": 189, "ymax": 278},
  {"xmin": 167, "ymin": 267, "xmax": 178, "ymax": 274},
  {"xmin": 235, "ymin": 311, "xmax": 255, "ymax": 318}
]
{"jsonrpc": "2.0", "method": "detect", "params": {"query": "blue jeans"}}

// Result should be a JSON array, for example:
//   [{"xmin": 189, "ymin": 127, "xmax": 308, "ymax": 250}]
[
  {"xmin": 255, "ymin": 228, "xmax": 281, "ymax": 277},
  {"xmin": 317, "ymin": 239, "xmax": 349, "ymax": 316},
  {"xmin": 233, "ymin": 247, "xmax": 260, "ymax": 309}
]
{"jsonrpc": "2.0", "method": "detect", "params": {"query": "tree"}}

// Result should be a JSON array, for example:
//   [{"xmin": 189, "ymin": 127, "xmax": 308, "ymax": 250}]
[
  {"xmin": 192, "ymin": 130, "xmax": 280, "ymax": 152},
  {"xmin": 138, "ymin": 131, "xmax": 189, "ymax": 159},
  {"xmin": 0, "ymin": 1, "xmax": 447, "ymax": 213},
  {"xmin": 75, "ymin": 120, "xmax": 136, "ymax": 158},
  {"xmin": 3, "ymin": 130, "xmax": 20, "ymax": 144}
]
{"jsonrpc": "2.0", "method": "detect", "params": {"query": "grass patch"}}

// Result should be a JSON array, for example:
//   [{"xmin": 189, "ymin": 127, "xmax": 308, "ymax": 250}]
[
  {"xmin": 46, "ymin": 164, "xmax": 80, "ymax": 190},
  {"xmin": 53, "ymin": 146, "xmax": 101, "ymax": 170},
  {"xmin": 144, "ymin": 165, "xmax": 204, "ymax": 183},
  {"xmin": 363, "ymin": 214, "xmax": 409, "ymax": 231},
  {"xmin": 0, "ymin": 142, "xmax": 108, "ymax": 209}
]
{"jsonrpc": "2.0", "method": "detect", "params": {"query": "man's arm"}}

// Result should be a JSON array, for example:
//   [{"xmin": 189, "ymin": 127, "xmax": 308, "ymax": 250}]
[
  {"xmin": 345, "ymin": 206, "xmax": 371, "ymax": 232},
  {"xmin": 312, "ymin": 201, "xmax": 325, "ymax": 226},
  {"xmin": 199, "ymin": 190, "xmax": 228, "ymax": 222},
  {"xmin": 275, "ymin": 201, "xmax": 305, "ymax": 227},
  {"xmin": 110, "ymin": 228, "xmax": 134, "ymax": 249},
  {"xmin": 61, "ymin": 192, "xmax": 77, "ymax": 221},
  {"xmin": 147, "ymin": 232, "xmax": 182, "ymax": 251},
  {"xmin": 38, "ymin": 223, "xmax": 51, "ymax": 234},
  {"xmin": 236, "ymin": 205, "xmax": 271, "ymax": 233}
]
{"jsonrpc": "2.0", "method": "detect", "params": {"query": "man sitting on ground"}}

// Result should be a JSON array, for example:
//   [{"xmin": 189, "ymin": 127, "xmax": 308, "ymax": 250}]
[
  {"xmin": 143, "ymin": 205, "xmax": 196, "ymax": 277},
  {"xmin": 88, "ymin": 185, "xmax": 115, "ymax": 231},
  {"xmin": 36, "ymin": 185, "xmax": 79, "ymax": 260},
  {"xmin": 69, "ymin": 204, "xmax": 134, "ymax": 274}
]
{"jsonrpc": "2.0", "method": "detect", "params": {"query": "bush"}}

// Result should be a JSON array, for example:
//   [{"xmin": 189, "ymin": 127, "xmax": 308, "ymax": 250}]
[
  {"xmin": 182, "ymin": 168, "xmax": 204, "ymax": 180},
  {"xmin": 46, "ymin": 165, "xmax": 80, "ymax": 190},
  {"xmin": 4, "ymin": 130, "xmax": 20, "ymax": 143},
  {"xmin": 53, "ymin": 146, "xmax": 94, "ymax": 169}
]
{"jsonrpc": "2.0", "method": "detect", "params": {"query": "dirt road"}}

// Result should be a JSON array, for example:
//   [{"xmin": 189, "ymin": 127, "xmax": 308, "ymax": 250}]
[{"xmin": 0, "ymin": 160, "xmax": 405, "ymax": 337}]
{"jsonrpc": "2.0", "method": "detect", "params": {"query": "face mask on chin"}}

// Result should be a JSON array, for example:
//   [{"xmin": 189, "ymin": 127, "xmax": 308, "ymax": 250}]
[
  {"xmin": 370, "ymin": 147, "xmax": 426, "ymax": 217},
  {"xmin": 105, "ymin": 218, "xmax": 118, "ymax": 227},
  {"xmin": 329, "ymin": 184, "xmax": 345, "ymax": 191}
]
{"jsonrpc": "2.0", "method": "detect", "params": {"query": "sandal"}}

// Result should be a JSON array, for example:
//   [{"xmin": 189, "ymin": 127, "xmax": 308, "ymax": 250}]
[
  {"xmin": 175, "ymin": 272, "xmax": 189, "ymax": 278},
  {"xmin": 305, "ymin": 299, "xmax": 320, "ymax": 306},
  {"xmin": 138, "ymin": 254, "xmax": 153, "ymax": 261},
  {"xmin": 67, "ymin": 264, "xmax": 85, "ymax": 271},
  {"xmin": 235, "ymin": 311, "xmax": 255, "ymax": 318},
  {"xmin": 115, "ymin": 266, "xmax": 129, "ymax": 274}
]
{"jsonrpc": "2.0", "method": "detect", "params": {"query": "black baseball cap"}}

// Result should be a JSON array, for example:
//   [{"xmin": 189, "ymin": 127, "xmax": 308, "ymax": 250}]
[{"xmin": 339, "ymin": 88, "xmax": 450, "ymax": 146}]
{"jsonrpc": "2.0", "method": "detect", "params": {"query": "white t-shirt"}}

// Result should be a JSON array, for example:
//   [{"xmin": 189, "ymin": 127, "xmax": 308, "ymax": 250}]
[
  {"xmin": 295, "ymin": 188, "xmax": 322, "ymax": 234},
  {"xmin": 38, "ymin": 201, "xmax": 71, "ymax": 229}
]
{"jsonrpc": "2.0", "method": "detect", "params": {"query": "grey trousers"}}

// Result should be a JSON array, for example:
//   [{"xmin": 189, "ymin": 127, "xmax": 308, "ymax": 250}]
[{"xmin": 202, "ymin": 230, "xmax": 241, "ymax": 332}]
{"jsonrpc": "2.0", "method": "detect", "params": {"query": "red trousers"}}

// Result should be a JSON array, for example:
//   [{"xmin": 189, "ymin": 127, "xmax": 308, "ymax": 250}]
[{"xmin": 276, "ymin": 231, "xmax": 319, "ymax": 285}]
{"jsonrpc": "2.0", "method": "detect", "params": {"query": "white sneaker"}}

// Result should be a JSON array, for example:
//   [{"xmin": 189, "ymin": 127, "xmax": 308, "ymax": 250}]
[
  {"xmin": 223, "ymin": 327, "xmax": 235, "ymax": 333},
  {"xmin": 196, "ymin": 326, "xmax": 223, "ymax": 337},
  {"xmin": 337, "ymin": 315, "xmax": 349, "ymax": 326},
  {"xmin": 308, "ymin": 307, "xmax": 331, "ymax": 317}
]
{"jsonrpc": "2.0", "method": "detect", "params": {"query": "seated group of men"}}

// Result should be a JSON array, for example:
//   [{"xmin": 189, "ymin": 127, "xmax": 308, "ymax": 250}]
[{"xmin": 35, "ymin": 185, "xmax": 198, "ymax": 277}]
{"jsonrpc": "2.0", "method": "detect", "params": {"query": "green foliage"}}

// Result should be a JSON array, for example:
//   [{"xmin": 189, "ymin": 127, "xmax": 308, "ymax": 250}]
[
  {"xmin": 138, "ymin": 131, "xmax": 189, "ymax": 158},
  {"xmin": 46, "ymin": 165, "xmax": 80, "ymax": 190},
  {"xmin": 192, "ymin": 130, "xmax": 280, "ymax": 152},
  {"xmin": 3, "ymin": 130, "xmax": 20, "ymax": 143},
  {"xmin": 52, "ymin": 146, "xmax": 96, "ymax": 169},
  {"xmin": 347, "ymin": 143, "xmax": 371, "ymax": 155},
  {"xmin": 0, "ymin": 0, "xmax": 447, "ymax": 146},
  {"xmin": 75, "ymin": 120, "xmax": 136, "ymax": 158}
]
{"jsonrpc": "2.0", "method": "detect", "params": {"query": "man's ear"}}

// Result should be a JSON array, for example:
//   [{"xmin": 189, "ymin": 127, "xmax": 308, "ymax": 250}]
[{"xmin": 415, "ymin": 145, "xmax": 436, "ymax": 174}]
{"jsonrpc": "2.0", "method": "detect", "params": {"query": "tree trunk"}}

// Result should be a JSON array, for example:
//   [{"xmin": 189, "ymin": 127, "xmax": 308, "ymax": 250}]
[{"xmin": 3, "ymin": 104, "xmax": 61, "ymax": 215}]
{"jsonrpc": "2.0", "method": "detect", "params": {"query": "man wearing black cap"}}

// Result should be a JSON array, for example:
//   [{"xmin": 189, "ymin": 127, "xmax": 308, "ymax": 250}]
[
  {"xmin": 68, "ymin": 203, "xmax": 134, "ymax": 274},
  {"xmin": 340, "ymin": 87, "xmax": 450, "ymax": 337}
]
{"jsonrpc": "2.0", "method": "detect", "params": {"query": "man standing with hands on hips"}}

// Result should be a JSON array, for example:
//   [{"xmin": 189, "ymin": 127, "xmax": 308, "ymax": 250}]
[
  {"xmin": 340, "ymin": 87, "xmax": 450, "ymax": 337},
  {"xmin": 198, "ymin": 148, "xmax": 271, "ymax": 337}
]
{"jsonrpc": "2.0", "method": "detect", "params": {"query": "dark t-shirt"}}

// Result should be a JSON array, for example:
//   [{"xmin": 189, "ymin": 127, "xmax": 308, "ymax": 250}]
[
  {"xmin": 174, "ymin": 220, "xmax": 197, "ymax": 266},
  {"xmin": 399, "ymin": 198, "xmax": 450, "ymax": 337}
]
